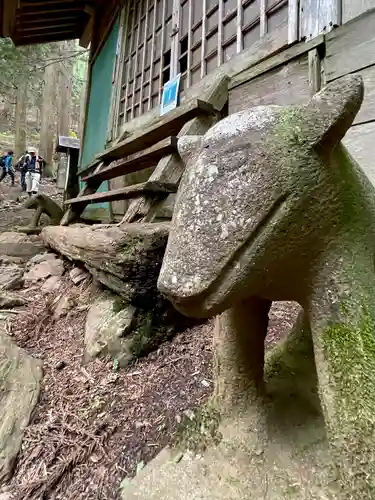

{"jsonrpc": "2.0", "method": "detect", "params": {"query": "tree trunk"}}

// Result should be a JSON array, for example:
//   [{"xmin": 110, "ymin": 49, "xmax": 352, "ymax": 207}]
[
  {"xmin": 15, "ymin": 82, "xmax": 27, "ymax": 157},
  {"xmin": 39, "ymin": 61, "xmax": 57, "ymax": 176},
  {"xmin": 57, "ymin": 42, "xmax": 72, "ymax": 137}
]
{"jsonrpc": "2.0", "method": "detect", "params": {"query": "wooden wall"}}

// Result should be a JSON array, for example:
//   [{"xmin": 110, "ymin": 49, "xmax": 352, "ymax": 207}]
[
  {"xmin": 229, "ymin": 54, "xmax": 310, "ymax": 114},
  {"xmin": 325, "ymin": 9, "xmax": 375, "ymax": 185}
]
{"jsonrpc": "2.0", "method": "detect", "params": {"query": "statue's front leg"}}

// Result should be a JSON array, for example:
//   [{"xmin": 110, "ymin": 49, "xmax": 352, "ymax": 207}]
[
  {"xmin": 213, "ymin": 296, "xmax": 271, "ymax": 416},
  {"xmin": 29, "ymin": 205, "xmax": 43, "ymax": 228}
]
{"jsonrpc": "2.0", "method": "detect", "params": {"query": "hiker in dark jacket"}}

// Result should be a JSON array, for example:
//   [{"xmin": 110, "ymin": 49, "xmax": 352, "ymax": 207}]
[
  {"xmin": 15, "ymin": 149, "xmax": 30, "ymax": 191},
  {"xmin": 0, "ymin": 150, "xmax": 15, "ymax": 186}
]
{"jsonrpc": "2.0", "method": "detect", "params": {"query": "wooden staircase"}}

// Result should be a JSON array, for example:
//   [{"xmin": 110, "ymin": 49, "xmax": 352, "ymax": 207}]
[{"xmin": 62, "ymin": 77, "xmax": 229, "ymax": 226}]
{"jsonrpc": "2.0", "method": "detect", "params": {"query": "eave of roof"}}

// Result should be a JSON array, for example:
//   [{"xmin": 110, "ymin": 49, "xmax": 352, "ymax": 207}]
[{"xmin": 0, "ymin": 0, "xmax": 95, "ymax": 47}]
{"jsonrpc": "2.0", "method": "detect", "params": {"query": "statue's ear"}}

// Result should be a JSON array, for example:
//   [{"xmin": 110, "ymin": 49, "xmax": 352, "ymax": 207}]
[
  {"xmin": 177, "ymin": 135, "xmax": 204, "ymax": 164},
  {"xmin": 304, "ymin": 75, "xmax": 364, "ymax": 149}
]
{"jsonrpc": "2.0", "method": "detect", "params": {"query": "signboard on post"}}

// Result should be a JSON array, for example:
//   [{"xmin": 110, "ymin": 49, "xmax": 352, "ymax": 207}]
[{"xmin": 160, "ymin": 73, "xmax": 181, "ymax": 116}]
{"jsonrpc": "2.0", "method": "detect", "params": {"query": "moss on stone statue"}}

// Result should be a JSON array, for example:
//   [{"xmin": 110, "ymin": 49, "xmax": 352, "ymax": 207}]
[
  {"xmin": 172, "ymin": 406, "xmax": 222, "ymax": 455},
  {"xmin": 112, "ymin": 296, "xmax": 128, "ymax": 314},
  {"xmin": 322, "ymin": 305, "xmax": 375, "ymax": 498}
]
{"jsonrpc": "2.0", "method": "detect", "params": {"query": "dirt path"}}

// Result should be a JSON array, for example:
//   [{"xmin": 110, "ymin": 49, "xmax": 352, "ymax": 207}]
[{"xmin": 0, "ymin": 173, "xmax": 63, "ymax": 232}]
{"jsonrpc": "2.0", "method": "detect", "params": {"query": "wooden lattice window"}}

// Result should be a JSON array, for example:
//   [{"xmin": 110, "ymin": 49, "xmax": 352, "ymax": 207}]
[
  {"xmin": 117, "ymin": 0, "xmax": 174, "ymax": 130},
  {"xmin": 178, "ymin": 0, "xmax": 289, "ymax": 92},
  {"xmin": 115, "ymin": 0, "xmax": 288, "ymax": 130}
]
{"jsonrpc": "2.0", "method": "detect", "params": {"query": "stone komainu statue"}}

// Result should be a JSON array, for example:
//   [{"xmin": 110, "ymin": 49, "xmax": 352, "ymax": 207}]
[
  {"xmin": 123, "ymin": 75, "xmax": 375, "ymax": 499},
  {"xmin": 19, "ymin": 193, "xmax": 63, "ymax": 234}
]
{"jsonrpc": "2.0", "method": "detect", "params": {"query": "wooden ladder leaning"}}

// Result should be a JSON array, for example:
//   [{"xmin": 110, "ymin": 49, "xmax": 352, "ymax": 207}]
[{"xmin": 62, "ymin": 76, "xmax": 229, "ymax": 226}]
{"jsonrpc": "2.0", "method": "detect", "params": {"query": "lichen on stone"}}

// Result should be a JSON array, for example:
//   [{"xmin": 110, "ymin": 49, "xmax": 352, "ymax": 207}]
[{"xmin": 172, "ymin": 406, "xmax": 222, "ymax": 455}]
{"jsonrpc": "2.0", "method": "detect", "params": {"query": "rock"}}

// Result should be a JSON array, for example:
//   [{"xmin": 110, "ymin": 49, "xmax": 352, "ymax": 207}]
[
  {"xmin": 24, "ymin": 258, "xmax": 64, "ymax": 282},
  {"xmin": 26, "ymin": 252, "xmax": 57, "ymax": 269},
  {"xmin": 42, "ymin": 223, "xmax": 199, "ymax": 361},
  {"xmin": 84, "ymin": 292, "xmax": 136, "ymax": 365},
  {"xmin": 55, "ymin": 360, "xmax": 66, "ymax": 371},
  {"xmin": 52, "ymin": 294, "xmax": 75, "ymax": 320},
  {"xmin": 0, "ymin": 232, "xmax": 45, "ymax": 261},
  {"xmin": 0, "ymin": 266, "xmax": 24, "ymax": 292},
  {"xmin": 0, "ymin": 257, "xmax": 25, "ymax": 266},
  {"xmin": 0, "ymin": 329, "xmax": 42, "ymax": 483},
  {"xmin": 69, "ymin": 267, "xmax": 88, "ymax": 285},
  {"xmin": 0, "ymin": 492, "xmax": 13, "ymax": 500},
  {"xmin": 41, "ymin": 275, "xmax": 61, "ymax": 293},
  {"xmin": 0, "ymin": 293, "xmax": 26, "ymax": 309}
]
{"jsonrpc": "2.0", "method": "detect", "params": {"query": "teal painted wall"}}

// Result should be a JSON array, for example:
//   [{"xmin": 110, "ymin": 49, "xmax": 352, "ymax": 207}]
[{"xmin": 79, "ymin": 18, "xmax": 119, "ymax": 217}]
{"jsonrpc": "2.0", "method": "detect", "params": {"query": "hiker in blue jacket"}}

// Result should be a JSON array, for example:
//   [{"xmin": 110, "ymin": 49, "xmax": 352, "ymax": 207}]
[{"xmin": 0, "ymin": 150, "xmax": 15, "ymax": 186}]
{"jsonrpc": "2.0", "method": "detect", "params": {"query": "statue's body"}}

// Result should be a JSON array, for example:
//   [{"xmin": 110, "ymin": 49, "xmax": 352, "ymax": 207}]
[{"xmin": 123, "ymin": 76, "xmax": 375, "ymax": 499}]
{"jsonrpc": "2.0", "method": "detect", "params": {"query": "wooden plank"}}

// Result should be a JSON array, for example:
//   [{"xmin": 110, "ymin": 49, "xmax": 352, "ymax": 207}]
[
  {"xmin": 288, "ymin": 0, "xmax": 299, "ymax": 43},
  {"xmin": 77, "ymin": 157, "xmax": 101, "ymax": 176},
  {"xmin": 60, "ymin": 162, "xmax": 105, "ymax": 226},
  {"xmin": 343, "ymin": 121, "xmax": 375, "ymax": 187},
  {"xmin": 236, "ymin": 0, "xmax": 243, "ymax": 53},
  {"xmin": 148, "ymin": 0, "xmax": 157, "ymax": 110},
  {"xmin": 121, "ymin": 114, "xmax": 221, "ymax": 224},
  {"xmin": 159, "ymin": 0, "xmax": 167, "ymax": 104},
  {"xmin": 64, "ymin": 181, "xmax": 178, "ymax": 205},
  {"xmin": 217, "ymin": 0, "xmax": 223, "ymax": 67},
  {"xmin": 98, "ymin": 99, "xmax": 216, "ymax": 163},
  {"xmin": 347, "ymin": 65, "xmax": 375, "ymax": 126},
  {"xmin": 229, "ymin": 34, "xmax": 324, "ymax": 90},
  {"xmin": 299, "ymin": 0, "xmax": 340, "ymax": 41},
  {"xmin": 260, "ymin": 0, "xmax": 267, "ymax": 37},
  {"xmin": 308, "ymin": 47, "xmax": 321, "ymax": 96},
  {"xmin": 342, "ymin": 0, "xmax": 375, "ymax": 24},
  {"xmin": 131, "ymin": 0, "xmax": 143, "ymax": 119},
  {"xmin": 229, "ymin": 54, "xmax": 310, "ymax": 114},
  {"xmin": 123, "ymin": 2, "xmax": 136, "ymax": 120},
  {"xmin": 325, "ymin": 8, "xmax": 375, "ymax": 82},
  {"xmin": 187, "ymin": 0, "xmax": 193, "ymax": 85},
  {"xmin": 112, "ymin": 2, "xmax": 130, "ymax": 138},
  {"xmin": 82, "ymin": 137, "xmax": 178, "ymax": 183},
  {"xmin": 201, "ymin": 0, "xmax": 207, "ymax": 78}
]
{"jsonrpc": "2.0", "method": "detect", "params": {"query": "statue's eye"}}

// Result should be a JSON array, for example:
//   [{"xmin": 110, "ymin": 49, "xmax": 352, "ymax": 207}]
[{"xmin": 204, "ymin": 145, "xmax": 210, "ymax": 149}]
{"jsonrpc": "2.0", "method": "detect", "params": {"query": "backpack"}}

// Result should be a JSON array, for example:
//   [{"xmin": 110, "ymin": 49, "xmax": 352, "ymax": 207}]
[{"xmin": 0, "ymin": 156, "xmax": 5, "ymax": 168}]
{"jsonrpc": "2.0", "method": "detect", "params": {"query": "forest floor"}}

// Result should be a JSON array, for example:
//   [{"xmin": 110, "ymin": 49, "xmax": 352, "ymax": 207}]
[{"xmin": 0, "ymin": 175, "xmax": 301, "ymax": 500}]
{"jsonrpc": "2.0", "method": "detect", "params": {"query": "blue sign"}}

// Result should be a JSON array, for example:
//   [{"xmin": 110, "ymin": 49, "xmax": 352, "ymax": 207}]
[{"xmin": 160, "ymin": 74, "xmax": 181, "ymax": 116}]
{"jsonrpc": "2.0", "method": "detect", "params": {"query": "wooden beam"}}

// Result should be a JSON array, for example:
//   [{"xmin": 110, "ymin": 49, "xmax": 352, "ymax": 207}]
[
  {"xmin": 17, "ymin": 15, "xmax": 79, "ymax": 26},
  {"xmin": 17, "ymin": 6, "xmax": 86, "ymax": 17},
  {"xmin": 79, "ymin": 11, "xmax": 93, "ymax": 47},
  {"xmin": 13, "ymin": 31, "xmax": 79, "ymax": 45},
  {"xmin": 229, "ymin": 34, "xmax": 325, "ymax": 90},
  {"xmin": 64, "ymin": 181, "xmax": 178, "ymax": 205},
  {"xmin": 83, "ymin": 137, "xmax": 178, "ymax": 183},
  {"xmin": 19, "ymin": 22, "xmax": 78, "ymax": 32},
  {"xmin": 288, "ymin": 0, "xmax": 299, "ymax": 43},
  {"xmin": 99, "ymin": 99, "xmax": 216, "ymax": 163},
  {"xmin": 60, "ymin": 163, "xmax": 104, "ymax": 226},
  {"xmin": 2, "ymin": 0, "xmax": 17, "ymax": 37}
]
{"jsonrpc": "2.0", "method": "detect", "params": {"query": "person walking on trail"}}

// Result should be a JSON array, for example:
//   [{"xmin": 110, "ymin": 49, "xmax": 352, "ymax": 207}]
[
  {"xmin": 0, "ymin": 150, "xmax": 15, "ymax": 186},
  {"xmin": 25, "ymin": 147, "xmax": 42, "ymax": 197},
  {"xmin": 15, "ymin": 149, "xmax": 30, "ymax": 191}
]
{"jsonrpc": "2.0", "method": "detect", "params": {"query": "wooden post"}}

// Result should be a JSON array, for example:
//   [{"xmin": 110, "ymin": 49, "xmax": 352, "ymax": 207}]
[{"xmin": 288, "ymin": 0, "xmax": 299, "ymax": 43}]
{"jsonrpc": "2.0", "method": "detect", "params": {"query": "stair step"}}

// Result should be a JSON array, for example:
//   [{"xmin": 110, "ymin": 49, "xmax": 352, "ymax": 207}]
[
  {"xmin": 64, "ymin": 181, "xmax": 177, "ymax": 205},
  {"xmin": 98, "ymin": 99, "xmax": 216, "ymax": 163},
  {"xmin": 82, "ymin": 136, "xmax": 178, "ymax": 184}
]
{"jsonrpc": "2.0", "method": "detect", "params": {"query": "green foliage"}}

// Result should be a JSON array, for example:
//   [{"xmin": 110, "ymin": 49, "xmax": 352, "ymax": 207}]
[{"xmin": 0, "ymin": 38, "xmax": 88, "ymax": 140}]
